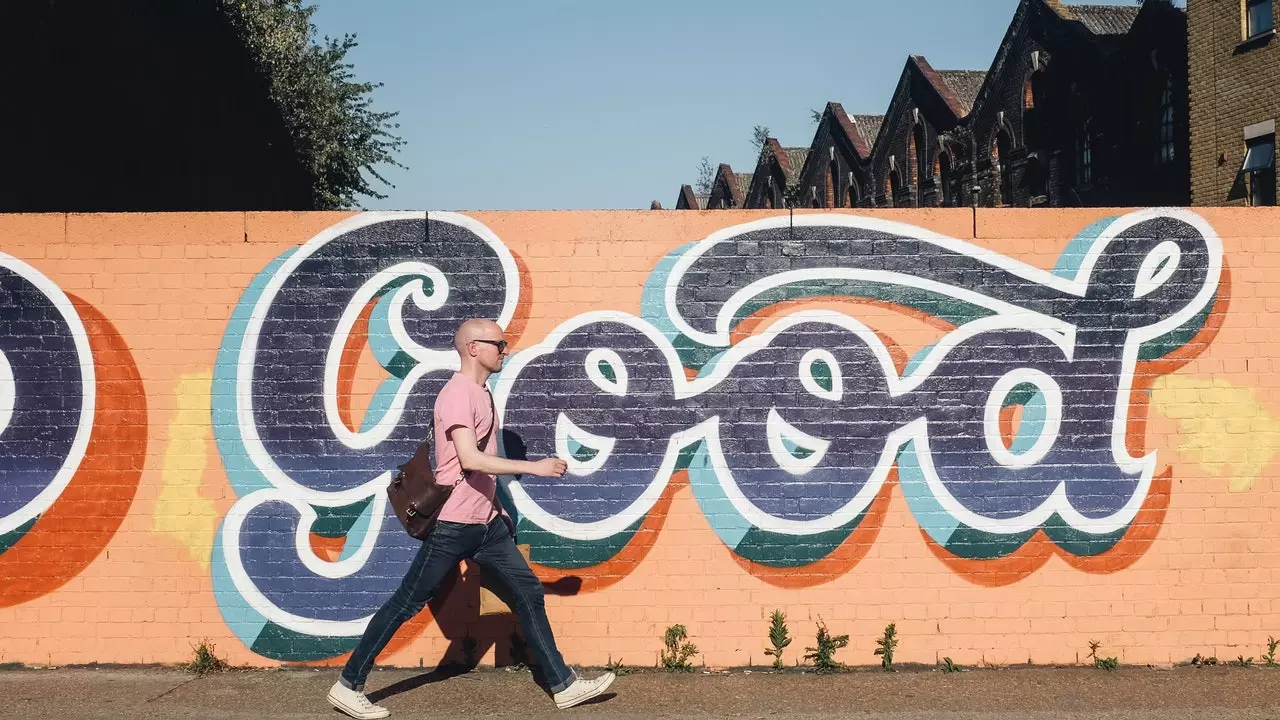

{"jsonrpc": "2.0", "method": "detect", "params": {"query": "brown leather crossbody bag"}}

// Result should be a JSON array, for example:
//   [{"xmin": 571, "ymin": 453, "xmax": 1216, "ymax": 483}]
[{"xmin": 387, "ymin": 393, "xmax": 496, "ymax": 540}]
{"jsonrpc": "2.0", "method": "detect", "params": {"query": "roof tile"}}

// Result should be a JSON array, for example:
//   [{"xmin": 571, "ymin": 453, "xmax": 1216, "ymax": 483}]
[
  {"xmin": 935, "ymin": 70, "xmax": 987, "ymax": 115},
  {"xmin": 782, "ymin": 148, "xmax": 810, "ymax": 185},
  {"xmin": 1060, "ymin": 4, "xmax": 1141, "ymax": 35},
  {"xmin": 848, "ymin": 114, "xmax": 884, "ymax": 147}
]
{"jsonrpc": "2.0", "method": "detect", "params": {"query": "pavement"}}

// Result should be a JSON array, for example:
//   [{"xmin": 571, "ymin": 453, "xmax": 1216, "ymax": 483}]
[{"xmin": 5, "ymin": 664, "xmax": 1280, "ymax": 719}]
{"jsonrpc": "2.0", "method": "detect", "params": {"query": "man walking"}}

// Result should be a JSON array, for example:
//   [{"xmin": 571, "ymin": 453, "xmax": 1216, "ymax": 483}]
[{"xmin": 327, "ymin": 318, "xmax": 616, "ymax": 718}]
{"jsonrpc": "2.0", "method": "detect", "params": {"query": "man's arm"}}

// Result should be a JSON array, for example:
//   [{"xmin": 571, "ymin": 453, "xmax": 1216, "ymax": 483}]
[{"xmin": 450, "ymin": 426, "xmax": 567, "ymax": 478}]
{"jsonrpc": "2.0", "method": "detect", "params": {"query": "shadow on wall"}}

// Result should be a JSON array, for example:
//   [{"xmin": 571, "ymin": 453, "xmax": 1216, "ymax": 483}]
[{"xmin": 0, "ymin": 295, "xmax": 147, "ymax": 607}]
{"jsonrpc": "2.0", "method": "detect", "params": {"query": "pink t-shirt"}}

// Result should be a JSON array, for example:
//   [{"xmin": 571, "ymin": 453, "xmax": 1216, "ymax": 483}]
[{"xmin": 434, "ymin": 372, "xmax": 505, "ymax": 525}]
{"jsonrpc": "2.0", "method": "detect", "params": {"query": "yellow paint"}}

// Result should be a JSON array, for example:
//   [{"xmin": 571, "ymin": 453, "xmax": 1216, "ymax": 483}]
[
  {"xmin": 1150, "ymin": 375, "xmax": 1280, "ymax": 492},
  {"xmin": 154, "ymin": 372, "xmax": 219, "ymax": 568}
]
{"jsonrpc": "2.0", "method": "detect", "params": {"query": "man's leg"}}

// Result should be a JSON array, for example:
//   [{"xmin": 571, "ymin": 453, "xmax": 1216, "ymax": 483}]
[
  {"xmin": 472, "ymin": 518, "xmax": 615, "ymax": 709},
  {"xmin": 338, "ymin": 522, "xmax": 480, "ymax": 690}
]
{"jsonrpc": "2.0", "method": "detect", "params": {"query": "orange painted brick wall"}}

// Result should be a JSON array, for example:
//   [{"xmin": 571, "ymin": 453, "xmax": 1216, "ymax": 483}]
[{"xmin": 0, "ymin": 208, "xmax": 1277, "ymax": 670}]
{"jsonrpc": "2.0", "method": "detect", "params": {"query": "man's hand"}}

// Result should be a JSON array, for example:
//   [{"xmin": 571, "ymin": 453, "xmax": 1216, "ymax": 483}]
[{"xmin": 531, "ymin": 457, "xmax": 568, "ymax": 478}]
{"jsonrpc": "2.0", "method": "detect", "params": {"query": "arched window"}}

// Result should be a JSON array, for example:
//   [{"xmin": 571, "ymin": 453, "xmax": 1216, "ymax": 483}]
[
  {"xmin": 939, "ymin": 151, "xmax": 953, "ymax": 207},
  {"xmin": 828, "ymin": 161, "xmax": 840, "ymax": 208},
  {"xmin": 1023, "ymin": 72, "xmax": 1048, "ymax": 151},
  {"xmin": 913, "ymin": 124, "xmax": 929, "ymax": 206},
  {"xmin": 1072, "ymin": 83, "xmax": 1093, "ymax": 188},
  {"xmin": 993, "ymin": 130, "xmax": 1014, "ymax": 206},
  {"xmin": 1027, "ymin": 153, "xmax": 1048, "ymax": 200},
  {"xmin": 887, "ymin": 171, "xmax": 900, "ymax": 208},
  {"xmin": 1156, "ymin": 73, "xmax": 1175, "ymax": 164},
  {"xmin": 1076, "ymin": 116, "xmax": 1093, "ymax": 186},
  {"xmin": 846, "ymin": 179, "xmax": 860, "ymax": 208},
  {"xmin": 907, "ymin": 131, "xmax": 919, "ymax": 188}
]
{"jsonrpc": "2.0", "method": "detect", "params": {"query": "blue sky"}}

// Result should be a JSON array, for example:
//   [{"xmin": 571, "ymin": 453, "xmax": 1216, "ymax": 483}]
[{"xmin": 310, "ymin": 1, "xmax": 1163, "ymax": 211}]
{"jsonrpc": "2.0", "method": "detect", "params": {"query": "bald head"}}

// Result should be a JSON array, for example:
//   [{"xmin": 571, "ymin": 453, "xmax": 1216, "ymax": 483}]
[{"xmin": 454, "ymin": 318, "xmax": 504, "ymax": 355}]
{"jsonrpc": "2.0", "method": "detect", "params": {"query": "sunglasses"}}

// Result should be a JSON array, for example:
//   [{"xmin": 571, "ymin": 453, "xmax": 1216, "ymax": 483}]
[{"xmin": 472, "ymin": 339, "xmax": 509, "ymax": 354}]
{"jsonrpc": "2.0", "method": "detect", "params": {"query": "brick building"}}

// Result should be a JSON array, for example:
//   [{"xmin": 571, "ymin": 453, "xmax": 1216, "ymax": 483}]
[
  {"xmin": 1189, "ymin": 0, "xmax": 1278, "ymax": 206},
  {"xmin": 706, "ymin": 164, "xmax": 753, "ymax": 209},
  {"xmin": 676, "ymin": 0, "xmax": 1189, "ymax": 210},
  {"xmin": 868, "ymin": 57, "xmax": 984, "ymax": 208},
  {"xmin": 958, "ymin": 0, "xmax": 1188, "ymax": 208},
  {"xmin": 675, "ymin": 185, "xmax": 709, "ymax": 209},
  {"xmin": 744, "ymin": 140, "xmax": 810, "ymax": 208},
  {"xmin": 791, "ymin": 103, "xmax": 882, "ymax": 209}
]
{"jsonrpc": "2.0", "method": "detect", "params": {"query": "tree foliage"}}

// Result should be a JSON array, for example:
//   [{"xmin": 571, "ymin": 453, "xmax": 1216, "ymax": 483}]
[
  {"xmin": 695, "ymin": 156, "xmax": 715, "ymax": 195},
  {"xmin": 219, "ymin": 0, "xmax": 406, "ymax": 209}
]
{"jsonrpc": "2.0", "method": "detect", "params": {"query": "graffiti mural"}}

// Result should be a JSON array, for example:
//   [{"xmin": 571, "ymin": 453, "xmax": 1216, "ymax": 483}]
[
  {"xmin": 211, "ymin": 212, "xmax": 522, "ymax": 658},
  {"xmin": 0, "ymin": 251, "xmax": 146, "ymax": 606},
  {"xmin": 210, "ymin": 208, "xmax": 1221, "ymax": 660}
]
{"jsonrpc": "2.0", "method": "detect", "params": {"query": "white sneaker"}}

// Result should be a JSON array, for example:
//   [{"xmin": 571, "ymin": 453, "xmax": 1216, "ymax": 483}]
[
  {"xmin": 327, "ymin": 681, "xmax": 390, "ymax": 719},
  {"xmin": 552, "ymin": 671, "xmax": 616, "ymax": 710}
]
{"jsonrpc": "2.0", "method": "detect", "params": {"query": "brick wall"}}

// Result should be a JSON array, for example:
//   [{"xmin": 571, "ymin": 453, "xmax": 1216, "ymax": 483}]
[
  {"xmin": 2, "ymin": 208, "xmax": 1279, "ymax": 670},
  {"xmin": 1189, "ymin": 0, "xmax": 1280, "ymax": 205}
]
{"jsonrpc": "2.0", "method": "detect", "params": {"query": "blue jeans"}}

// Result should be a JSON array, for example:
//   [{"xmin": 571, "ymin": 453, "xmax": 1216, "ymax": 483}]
[{"xmin": 340, "ymin": 518, "xmax": 576, "ymax": 693}]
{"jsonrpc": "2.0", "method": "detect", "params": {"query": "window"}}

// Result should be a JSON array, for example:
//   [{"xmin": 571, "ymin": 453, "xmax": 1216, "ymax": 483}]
[
  {"xmin": 994, "ymin": 130, "xmax": 1014, "ymax": 206},
  {"xmin": 1157, "ymin": 75, "xmax": 1176, "ymax": 164},
  {"xmin": 846, "ymin": 182, "xmax": 859, "ymax": 208},
  {"xmin": 828, "ymin": 161, "xmax": 840, "ymax": 208},
  {"xmin": 939, "ymin": 152, "xmax": 953, "ymax": 207},
  {"xmin": 1028, "ymin": 153, "xmax": 1048, "ymax": 200},
  {"xmin": 886, "ymin": 172, "xmax": 899, "ymax": 208},
  {"xmin": 1076, "ymin": 117, "xmax": 1093, "ymax": 187},
  {"xmin": 914, "ymin": 124, "xmax": 929, "ymax": 206},
  {"xmin": 1247, "ymin": 0, "xmax": 1274, "ymax": 38},
  {"xmin": 1023, "ymin": 72, "xmax": 1048, "ymax": 151},
  {"xmin": 1244, "ymin": 133, "xmax": 1276, "ymax": 206}
]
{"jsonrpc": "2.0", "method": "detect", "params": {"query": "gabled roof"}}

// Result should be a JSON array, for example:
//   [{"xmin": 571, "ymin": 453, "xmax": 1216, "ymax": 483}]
[
  {"xmin": 794, "ymin": 103, "xmax": 880, "ymax": 198},
  {"xmin": 676, "ymin": 184, "xmax": 708, "ymax": 210},
  {"xmin": 821, "ymin": 102, "xmax": 877, "ymax": 159},
  {"xmin": 710, "ymin": 163, "xmax": 749, "ymax": 207},
  {"xmin": 759, "ymin": 139, "xmax": 810, "ymax": 186},
  {"xmin": 964, "ymin": 0, "xmax": 1138, "ymax": 128},
  {"xmin": 912, "ymin": 56, "xmax": 984, "ymax": 120},
  {"xmin": 748, "ymin": 140, "xmax": 811, "ymax": 205},
  {"xmin": 1057, "ymin": 3, "xmax": 1141, "ymax": 35}
]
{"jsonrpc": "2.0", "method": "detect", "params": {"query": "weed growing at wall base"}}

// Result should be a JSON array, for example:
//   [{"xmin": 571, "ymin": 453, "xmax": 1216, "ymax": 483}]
[
  {"xmin": 764, "ymin": 610, "xmax": 792, "ymax": 670},
  {"xmin": 874, "ymin": 623, "xmax": 898, "ymax": 672},
  {"xmin": 660, "ymin": 625, "xmax": 698, "ymax": 672},
  {"xmin": 804, "ymin": 619, "xmax": 849, "ymax": 674},
  {"xmin": 1265, "ymin": 637, "xmax": 1279, "ymax": 667},
  {"xmin": 185, "ymin": 640, "xmax": 229, "ymax": 675},
  {"xmin": 1088, "ymin": 641, "xmax": 1118, "ymax": 671},
  {"xmin": 605, "ymin": 656, "xmax": 633, "ymax": 677}
]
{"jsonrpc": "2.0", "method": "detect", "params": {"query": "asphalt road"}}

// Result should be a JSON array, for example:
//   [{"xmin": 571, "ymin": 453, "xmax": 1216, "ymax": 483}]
[{"xmin": 5, "ymin": 665, "xmax": 1280, "ymax": 719}]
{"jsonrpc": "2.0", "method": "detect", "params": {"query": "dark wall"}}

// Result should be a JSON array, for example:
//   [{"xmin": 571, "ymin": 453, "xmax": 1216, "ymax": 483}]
[{"xmin": 0, "ymin": 0, "xmax": 315, "ymax": 212}]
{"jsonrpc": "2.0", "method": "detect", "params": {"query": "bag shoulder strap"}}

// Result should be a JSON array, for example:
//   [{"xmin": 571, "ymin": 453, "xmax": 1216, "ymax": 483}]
[{"xmin": 478, "ymin": 388, "xmax": 496, "ymax": 451}]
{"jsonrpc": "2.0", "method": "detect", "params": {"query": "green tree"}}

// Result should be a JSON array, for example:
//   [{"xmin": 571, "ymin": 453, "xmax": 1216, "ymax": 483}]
[{"xmin": 219, "ymin": 0, "xmax": 406, "ymax": 209}]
